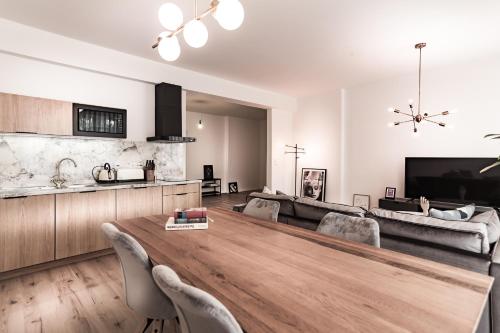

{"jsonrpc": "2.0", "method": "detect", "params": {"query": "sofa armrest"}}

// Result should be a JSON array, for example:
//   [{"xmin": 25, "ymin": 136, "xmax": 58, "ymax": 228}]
[
  {"xmin": 233, "ymin": 203, "xmax": 247, "ymax": 213},
  {"xmin": 490, "ymin": 242, "xmax": 500, "ymax": 333}
]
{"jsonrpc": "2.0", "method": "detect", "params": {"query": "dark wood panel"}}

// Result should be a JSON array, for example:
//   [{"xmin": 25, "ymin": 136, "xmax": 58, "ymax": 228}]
[{"xmin": 114, "ymin": 208, "xmax": 493, "ymax": 333}]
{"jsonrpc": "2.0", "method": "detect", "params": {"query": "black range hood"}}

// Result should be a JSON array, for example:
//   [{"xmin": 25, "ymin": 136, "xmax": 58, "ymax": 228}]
[{"xmin": 147, "ymin": 82, "xmax": 196, "ymax": 143}]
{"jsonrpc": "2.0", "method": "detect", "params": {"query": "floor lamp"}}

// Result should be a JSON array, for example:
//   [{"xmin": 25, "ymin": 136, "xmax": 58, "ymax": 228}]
[{"xmin": 285, "ymin": 144, "xmax": 305, "ymax": 198}]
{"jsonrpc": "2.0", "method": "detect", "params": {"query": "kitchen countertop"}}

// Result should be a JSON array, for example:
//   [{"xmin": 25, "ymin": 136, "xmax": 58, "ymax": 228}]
[{"xmin": 0, "ymin": 179, "xmax": 201, "ymax": 199}]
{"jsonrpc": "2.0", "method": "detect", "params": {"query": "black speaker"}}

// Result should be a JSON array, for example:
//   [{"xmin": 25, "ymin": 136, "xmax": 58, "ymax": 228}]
[{"xmin": 203, "ymin": 165, "xmax": 214, "ymax": 180}]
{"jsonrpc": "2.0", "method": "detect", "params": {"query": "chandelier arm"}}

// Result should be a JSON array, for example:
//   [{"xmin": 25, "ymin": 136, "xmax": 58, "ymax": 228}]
[
  {"xmin": 396, "ymin": 119, "xmax": 416, "ymax": 125},
  {"xmin": 409, "ymin": 105, "xmax": 417, "ymax": 132},
  {"xmin": 152, "ymin": 2, "xmax": 218, "ymax": 49},
  {"xmin": 396, "ymin": 111, "xmax": 415, "ymax": 117},
  {"xmin": 424, "ymin": 118, "xmax": 446, "ymax": 126},
  {"xmin": 423, "ymin": 112, "xmax": 448, "ymax": 119}
]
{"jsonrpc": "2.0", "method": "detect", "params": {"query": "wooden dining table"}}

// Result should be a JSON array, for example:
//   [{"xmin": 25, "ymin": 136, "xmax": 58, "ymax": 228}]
[{"xmin": 113, "ymin": 208, "xmax": 493, "ymax": 333}]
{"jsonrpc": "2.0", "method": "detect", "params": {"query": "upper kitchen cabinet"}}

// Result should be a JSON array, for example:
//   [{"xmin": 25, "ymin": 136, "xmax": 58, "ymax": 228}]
[{"xmin": 0, "ymin": 92, "xmax": 72, "ymax": 135}]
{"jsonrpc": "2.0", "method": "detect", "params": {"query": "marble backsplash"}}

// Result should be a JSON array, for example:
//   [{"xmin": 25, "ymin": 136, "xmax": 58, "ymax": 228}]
[{"xmin": 0, "ymin": 134, "xmax": 186, "ymax": 188}]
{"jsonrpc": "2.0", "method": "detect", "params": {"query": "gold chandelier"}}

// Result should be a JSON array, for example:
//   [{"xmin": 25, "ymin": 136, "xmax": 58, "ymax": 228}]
[{"xmin": 388, "ymin": 43, "xmax": 454, "ymax": 133}]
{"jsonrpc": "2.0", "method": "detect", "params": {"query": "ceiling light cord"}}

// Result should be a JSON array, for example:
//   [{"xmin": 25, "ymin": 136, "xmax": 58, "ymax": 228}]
[{"xmin": 418, "ymin": 46, "xmax": 422, "ymax": 116}]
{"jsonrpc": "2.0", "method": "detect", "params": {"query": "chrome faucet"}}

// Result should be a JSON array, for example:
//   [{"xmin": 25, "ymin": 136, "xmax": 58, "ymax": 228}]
[{"xmin": 51, "ymin": 158, "xmax": 78, "ymax": 188}]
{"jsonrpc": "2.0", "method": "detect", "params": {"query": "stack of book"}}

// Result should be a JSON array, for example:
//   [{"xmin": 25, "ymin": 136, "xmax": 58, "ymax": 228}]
[{"xmin": 165, "ymin": 207, "xmax": 208, "ymax": 231}]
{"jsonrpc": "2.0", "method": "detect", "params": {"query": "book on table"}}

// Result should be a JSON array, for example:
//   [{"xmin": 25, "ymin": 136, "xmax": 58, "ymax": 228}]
[{"xmin": 165, "ymin": 207, "xmax": 208, "ymax": 230}]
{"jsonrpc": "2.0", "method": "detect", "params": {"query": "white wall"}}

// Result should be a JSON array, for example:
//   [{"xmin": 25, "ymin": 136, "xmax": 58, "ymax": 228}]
[
  {"xmin": 344, "ymin": 58, "xmax": 500, "ymax": 207},
  {"xmin": 0, "ymin": 51, "xmax": 155, "ymax": 142},
  {"xmin": 293, "ymin": 58, "xmax": 500, "ymax": 207},
  {"xmin": 0, "ymin": 18, "xmax": 297, "ymax": 190},
  {"xmin": 228, "ymin": 117, "xmax": 266, "ymax": 192},
  {"xmin": 268, "ymin": 109, "xmax": 296, "ymax": 194},
  {"xmin": 186, "ymin": 111, "xmax": 266, "ymax": 192},
  {"xmin": 294, "ymin": 92, "xmax": 342, "ymax": 202},
  {"xmin": 186, "ymin": 112, "xmax": 226, "ymax": 184}
]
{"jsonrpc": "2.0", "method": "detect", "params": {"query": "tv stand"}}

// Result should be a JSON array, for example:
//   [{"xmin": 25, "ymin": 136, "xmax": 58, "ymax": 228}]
[{"xmin": 379, "ymin": 198, "xmax": 495, "ymax": 214}]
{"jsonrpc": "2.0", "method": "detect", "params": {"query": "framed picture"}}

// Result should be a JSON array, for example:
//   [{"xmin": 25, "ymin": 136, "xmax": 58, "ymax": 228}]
[
  {"xmin": 228, "ymin": 182, "xmax": 238, "ymax": 194},
  {"xmin": 300, "ymin": 168, "xmax": 327, "ymax": 201},
  {"xmin": 203, "ymin": 165, "xmax": 214, "ymax": 180},
  {"xmin": 385, "ymin": 187, "xmax": 396, "ymax": 200},
  {"xmin": 353, "ymin": 194, "xmax": 370, "ymax": 210}
]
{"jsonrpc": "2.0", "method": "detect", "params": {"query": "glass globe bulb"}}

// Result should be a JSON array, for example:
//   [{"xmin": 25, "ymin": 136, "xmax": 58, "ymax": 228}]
[
  {"xmin": 213, "ymin": 0, "xmax": 245, "ymax": 31},
  {"xmin": 183, "ymin": 19, "xmax": 208, "ymax": 48},
  {"xmin": 158, "ymin": 34, "xmax": 181, "ymax": 61},
  {"xmin": 197, "ymin": 120, "xmax": 204, "ymax": 129},
  {"xmin": 158, "ymin": 3, "xmax": 183, "ymax": 31}
]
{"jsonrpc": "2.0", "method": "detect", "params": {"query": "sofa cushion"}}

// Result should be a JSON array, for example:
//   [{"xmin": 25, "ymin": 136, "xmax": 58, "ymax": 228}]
[
  {"xmin": 317, "ymin": 212, "xmax": 380, "ymax": 247},
  {"xmin": 294, "ymin": 197, "xmax": 366, "ymax": 222},
  {"xmin": 247, "ymin": 192, "xmax": 295, "ymax": 216},
  {"xmin": 469, "ymin": 209, "xmax": 500, "ymax": 244},
  {"xmin": 369, "ymin": 208, "xmax": 489, "ymax": 254}
]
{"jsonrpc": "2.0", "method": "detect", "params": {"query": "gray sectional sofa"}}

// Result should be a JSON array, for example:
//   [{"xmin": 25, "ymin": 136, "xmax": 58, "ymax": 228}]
[{"xmin": 234, "ymin": 192, "xmax": 500, "ymax": 333}]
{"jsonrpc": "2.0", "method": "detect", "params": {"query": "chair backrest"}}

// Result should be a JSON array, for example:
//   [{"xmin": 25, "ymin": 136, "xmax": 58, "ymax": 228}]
[
  {"xmin": 152, "ymin": 265, "xmax": 243, "ymax": 333},
  {"xmin": 101, "ymin": 223, "xmax": 176, "ymax": 320},
  {"xmin": 243, "ymin": 198, "xmax": 280, "ymax": 222},
  {"xmin": 317, "ymin": 212, "xmax": 380, "ymax": 247}
]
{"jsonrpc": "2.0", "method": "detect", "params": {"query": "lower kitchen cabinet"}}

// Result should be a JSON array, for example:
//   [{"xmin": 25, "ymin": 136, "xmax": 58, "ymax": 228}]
[
  {"xmin": 55, "ymin": 190, "xmax": 116, "ymax": 259},
  {"xmin": 116, "ymin": 187, "xmax": 163, "ymax": 220},
  {"xmin": 162, "ymin": 184, "xmax": 201, "ymax": 214},
  {"xmin": 0, "ymin": 195, "xmax": 55, "ymax": 272}
]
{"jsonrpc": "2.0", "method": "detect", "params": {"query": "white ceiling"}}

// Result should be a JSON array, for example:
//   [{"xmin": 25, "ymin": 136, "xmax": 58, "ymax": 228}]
[
  {"xmin": 187, "ymin": 91, "xmax": 266, "ymax": 120},
  {"xmin": 0, "ymin": 0, "xmax": 499, "ymax": 97}
]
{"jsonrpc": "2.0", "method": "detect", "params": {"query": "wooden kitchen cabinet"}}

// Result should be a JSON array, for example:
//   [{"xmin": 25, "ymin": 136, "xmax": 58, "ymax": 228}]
[
  {"xmin": 0, "ymin": 93, "xmax": 17, "ymax": 132},
  {"xmin": 0, "ymin": 195, "xmax": 55, "ymax": 272},
  {"xmin": 0, "ymin": 92, "xmax": 72, "ymax": 135},
  {"xmin": 116, "ymin": 187, "xmax": 163, "ymax": 220},
  {"xmin": 55, "ymin": 190, "xmax": 116, "ymax": 259},
  {"xmin": 162, "ymin": 183, "xmax": 201, "ymax": 214}
]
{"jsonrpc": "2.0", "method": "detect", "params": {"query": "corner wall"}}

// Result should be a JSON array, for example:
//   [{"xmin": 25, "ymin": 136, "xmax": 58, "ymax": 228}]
[
  {"xmin": 344, "ymin": 58, "xmax": 500, "ymax": 207},
  {"xmin": 186, "ymin": 112, "xmax": 267, "ymax": 193}
]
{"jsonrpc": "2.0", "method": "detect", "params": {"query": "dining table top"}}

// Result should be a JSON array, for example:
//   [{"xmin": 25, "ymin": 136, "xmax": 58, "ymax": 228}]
[{"xmin": 113, "ymin": 207, "xmax": 493, "ymax": 333}]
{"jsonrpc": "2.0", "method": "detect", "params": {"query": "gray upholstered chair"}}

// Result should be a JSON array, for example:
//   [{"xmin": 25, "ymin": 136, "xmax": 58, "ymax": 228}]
[
  {"xmin": 242, "ymin": 198, "xmax": 280, "ymax": 222},
  {"xmin": 152, "ymin": 265, "xmax": 243, "ymax": 333},
  {"xmin": 317, "ymin": 212, "xmax": 380, "ymax": 247},
  {"xmin": 101, "ymin": 223, "xmax": 177, "ymax": 333}
]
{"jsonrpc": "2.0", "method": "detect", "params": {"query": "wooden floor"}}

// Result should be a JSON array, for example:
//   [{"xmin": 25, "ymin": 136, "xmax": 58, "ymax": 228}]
[{"xmin": 0, "ymin": 190, "xmax": 254, "ymax": 333}]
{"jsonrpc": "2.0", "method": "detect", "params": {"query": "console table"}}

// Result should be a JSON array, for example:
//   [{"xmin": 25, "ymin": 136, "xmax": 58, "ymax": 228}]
[{"xmin": 201, "ymin": 178, "xmax": 221, "ymax": 197}]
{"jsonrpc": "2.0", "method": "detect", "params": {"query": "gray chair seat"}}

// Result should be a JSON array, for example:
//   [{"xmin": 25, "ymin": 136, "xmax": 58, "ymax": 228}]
[
  {"xmin": 242, "ymin": 198, "xmax": 280, "ymax": 222},
  {"xmin": 153, "ymin": 265, "xmax": 243, "ymax": 333},
  {"xmin": 317, "ymin": 212, "xmax": 380, "ymax": 247},
  {"xmin": 101, "ymin": 223, "xmax": 177, "ymax": 332}
]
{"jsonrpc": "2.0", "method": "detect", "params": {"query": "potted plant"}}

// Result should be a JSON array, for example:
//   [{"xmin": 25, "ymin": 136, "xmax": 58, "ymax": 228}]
[{"xmin": 480, "ymin": 134, "xmax": 500, "ymax": 173}]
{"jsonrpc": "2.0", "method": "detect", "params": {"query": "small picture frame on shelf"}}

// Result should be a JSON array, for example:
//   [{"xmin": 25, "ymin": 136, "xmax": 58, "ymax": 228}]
[
  {"xmin": 385, "ymin": 187, "xmax": 396, "ymax": 200},
  {"xmin": 353, "ymin": 194, "xmax": 370, "ymax": 210},
  {"xmin": 228, "ymin": 182, "xmax": 238, "ymax": 194}
]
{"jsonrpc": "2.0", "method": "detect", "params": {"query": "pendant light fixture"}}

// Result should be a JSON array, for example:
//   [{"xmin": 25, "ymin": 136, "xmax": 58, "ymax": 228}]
[
  {"xmin": 387, "ymin": 43, "xmax": 454, "ymax": 133},
  {"xmin": 197, "ymin": 119, "xmax": 205, "ymax": 130},
  {"xmin": 153, "ymin": 0, "xmax": 245, "ymax": 61}
]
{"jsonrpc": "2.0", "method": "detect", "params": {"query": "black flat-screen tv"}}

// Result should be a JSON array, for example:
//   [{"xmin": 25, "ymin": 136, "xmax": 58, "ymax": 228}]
[{"xmin": 405, "ymin": 157, "xmax": 500, "ymax": 207}]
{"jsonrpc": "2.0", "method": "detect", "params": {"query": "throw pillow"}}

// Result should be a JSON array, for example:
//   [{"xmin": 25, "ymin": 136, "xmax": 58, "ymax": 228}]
[
  {"xmin": 262, "ymin": 186, "xmax": 273, "ymax": 194},
  {"xmin": 469, "ymin": 209, "xmax": 500, "ymax": 243},
  {"xmin": 429, "ymin": 204, "xmax": 475, "ymax": 222}
]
